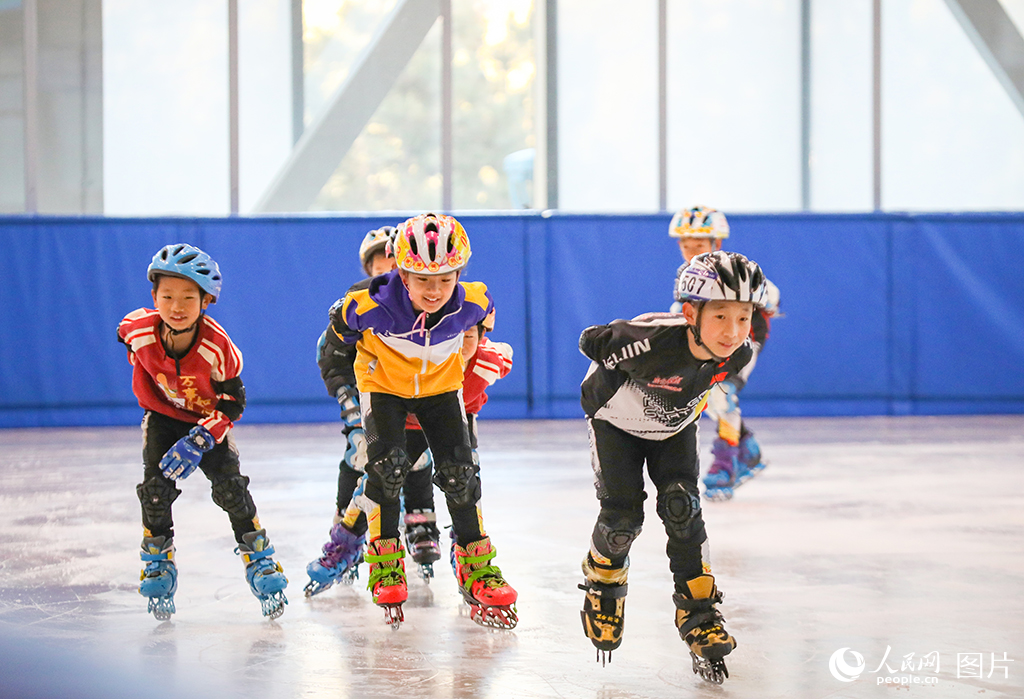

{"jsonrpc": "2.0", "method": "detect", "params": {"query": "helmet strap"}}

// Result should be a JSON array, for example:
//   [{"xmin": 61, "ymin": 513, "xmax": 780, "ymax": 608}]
[
  {"xmin": 165, "ymin": 322, "xmax": 197, "ymax": 336},
  {"xmin": 688, "ymin": 303, "xmax": 727, "ymax": 363},
  {"xmin": 161, "ymin": 311, "xmax": 203, "ymax": 342}
]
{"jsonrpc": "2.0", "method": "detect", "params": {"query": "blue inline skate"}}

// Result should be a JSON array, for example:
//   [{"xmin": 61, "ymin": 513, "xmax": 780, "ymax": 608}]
[
  {"xmin": 704, "ymin": 431, "xmax": 768, "ymax": 500},
  {"xmin": 139, "ymin": 535, "xmax": 177, "ymax": 621},
  {"xmin": 703, "ymin": 439, "xmax": 752, "ymax": 501},
  {"xmin": 738, "ymin": 429, "xmax": 766, "ymax": 477},
  {"xmin": 304, "ymin": 523, "xmax": 365, "ymax": 597},
  {"xmin": 237, "ymin": 529, "xmax": 288, "ymax": 619}
]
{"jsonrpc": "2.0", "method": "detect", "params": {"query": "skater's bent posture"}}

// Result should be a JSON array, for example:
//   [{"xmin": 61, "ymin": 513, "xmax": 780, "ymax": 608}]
[
  {"xmin": 327, "ymin": 212, "xmax": 517, "ymax": 628},
  {"xmin": 117, "ymin": 244, "xmax": 288, "ymax": 620},
  {"xmin": 309, "ymin": 313, "xmax": 513, "ymax": 592},
  {"xmin": 668, "ymin": 207, "xmax": 781, "ymax": 500},
  {"xmin": 578, "ymin": 251, "xmax": 770, "ymax": 683},
  {"xmin": 306, "ymin": 226, "xmax": 511, "ymax": 593}
]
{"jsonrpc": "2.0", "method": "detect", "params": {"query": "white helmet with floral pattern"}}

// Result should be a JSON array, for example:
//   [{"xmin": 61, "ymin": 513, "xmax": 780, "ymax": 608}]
[
  {"xmin": 668, "ymin": 206, "xmax": 730, "ymax": 240},
  {"xmin": 394, "ymin": 213, "xmax": 471, "ymax": 275}
]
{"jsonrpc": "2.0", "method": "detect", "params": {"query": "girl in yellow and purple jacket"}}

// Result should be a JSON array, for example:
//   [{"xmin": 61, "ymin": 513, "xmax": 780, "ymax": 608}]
[{"xmin": 327, "ymin": 212, "xmax": 518, "ymax": 630}]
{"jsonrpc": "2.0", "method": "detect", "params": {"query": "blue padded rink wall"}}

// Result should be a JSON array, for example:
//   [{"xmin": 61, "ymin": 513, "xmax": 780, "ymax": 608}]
[{"xmin": 0, "ymin": 213, "xmax": 1023, "ymax": 699}]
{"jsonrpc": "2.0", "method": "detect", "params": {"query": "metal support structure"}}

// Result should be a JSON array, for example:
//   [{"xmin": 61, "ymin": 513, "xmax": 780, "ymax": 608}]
[
  {"xmin": 872, "ymin": 0, "xmax": 882, "ymax": 211},
  {"xmin": 228, "ymin": 0, "xmax": 239, "ymax": 215},
  {"xmin": 254, "ymin": 0, "xmax": 441, "ymax": 213},
  {"xmin": 291, "ymin": 0, "xmax": 304, "ymax": 145},
  {"xmin": 943, "ymin": 0, "xmax": 1024, "ymax": 121},
  {"xmin": 441, "ymin": 0, "xmax": 452, "ymax": 211},
  {"xmin": 545, "ymin": 0, "xmax": 558, "ymax": 210},
  {"xmin": 657, "ymin": 0, "xmax": 667, "ymax": 212},
  {"xmin": 23, "ymin": 0, "xmax": 39, "ymax": 213},
  {"xmin": 800, "ymin": 0, "xmax": 811, "ymax": 210}
]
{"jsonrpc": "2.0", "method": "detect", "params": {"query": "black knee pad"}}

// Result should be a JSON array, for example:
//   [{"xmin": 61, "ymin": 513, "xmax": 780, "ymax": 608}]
[
  {"xmin": 657, "ymin": 481, "xmax": 701, "ymax": 540},
  {"xmin": 136, "ymin": 477, "xmax": 180, "ymax": 526},
  {"xmin": 432, "ymin": 445, "xmax": 479, "ymax": 506},
  {"xmin": 366, "ymin": 447, "xmax": 410, "ymax": 502},
  {"xmin": 592, "ymin": 509, "xmax": 643, "ymax": 559},
  {"xmin": 210, "ymin": 474, "xmax": 257, "ymax": 522}
]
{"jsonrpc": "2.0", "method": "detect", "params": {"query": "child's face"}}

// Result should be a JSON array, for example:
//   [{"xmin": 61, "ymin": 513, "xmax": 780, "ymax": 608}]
[
  {"xmin": 683, "ymin": 300, "xmax": 752, "ymax": 358},
  {"xmin": 678, "ymin": 237, "xmax": 720, "ymax": 263},
  {"xmin": 152, "ymin": 276, "xmax": 210, "ymax": 331},
  {"xmin": 461, "ymin": 326, "xmax": 481, "ymax": 362},
  {"xmin": 400, "ymin": 270, "xmax": 458, "ymax": 313},
  {"xmin": 368, "ymin": 251, "xmax": 396, "ymax": 277}
]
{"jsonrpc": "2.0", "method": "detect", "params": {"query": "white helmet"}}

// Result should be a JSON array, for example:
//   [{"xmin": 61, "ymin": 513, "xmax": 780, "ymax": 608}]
[
  {"xmin": 358, "ymin": 226, "xmax": 396, "ymax": 275},
  {"xmin": 394, "ymin": 213, "xmax": 471, "ymax": 275},
  {"xmin": 674, "ymin": 251, "xmax": 768, "ymax": 308},
  {"xmin": 668, "ymin": 206, "xmax": 730, "ymax": 240}
]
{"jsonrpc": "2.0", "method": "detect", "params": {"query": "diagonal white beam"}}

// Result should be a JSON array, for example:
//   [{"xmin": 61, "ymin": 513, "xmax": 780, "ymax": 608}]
[
  {"xmin": 943, "ymin": 0, "xmax": 1024, "ymax": 120},
  {"xmin": 254, "ymin": 0, "xmax": 440, "ymax": 212}
]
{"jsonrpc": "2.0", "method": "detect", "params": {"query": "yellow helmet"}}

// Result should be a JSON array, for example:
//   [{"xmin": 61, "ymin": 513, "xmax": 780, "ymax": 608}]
[
  {"xmin": 394, "ymin": 213, "xmax": 471, "ymax": 275},
  {"xmin": 668, "ymin": 206, "xmax": 730, "ymax": 240}
]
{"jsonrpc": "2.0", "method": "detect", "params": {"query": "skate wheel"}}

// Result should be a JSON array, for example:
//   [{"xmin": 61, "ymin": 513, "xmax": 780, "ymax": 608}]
[
  {"xmin": 690, "ymin": 653, "xmax": 728, "ymax": 684},
  {"xmin": 304, "ymin": 579, "xmax": 333, "ymax": 598},
  {"xmin": 419, "ymin": 563, "xmax": 434, "ymax": 583},
  {"xmin": 703, "ymin": 486, "xmax": 734, "ymax": 502},
  {"xmin": 382, "ymin": 604, "xmax": 404, "ymax": 629},
  {"xmin": 469, "ymin": 603, "xmax": 518, "ymax": 630},
  {"xmin": 147, "ymin": 596, "xmax": 175, "ymax": 621},
  {"xmin": 260, "ymin": 591, "xmax": 288, "ymax": 619}
]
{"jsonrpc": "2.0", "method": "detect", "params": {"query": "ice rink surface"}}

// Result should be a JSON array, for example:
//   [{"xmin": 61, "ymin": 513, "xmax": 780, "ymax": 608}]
[{"xmin": 1, "ymin": 416, "xmax": 1022, "ymax": 699}]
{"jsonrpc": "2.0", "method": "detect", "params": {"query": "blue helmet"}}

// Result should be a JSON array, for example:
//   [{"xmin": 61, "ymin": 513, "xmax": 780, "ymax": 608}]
[{"xmin": 147, "ymin": 243, "xmax": 223, "ymax": 302}]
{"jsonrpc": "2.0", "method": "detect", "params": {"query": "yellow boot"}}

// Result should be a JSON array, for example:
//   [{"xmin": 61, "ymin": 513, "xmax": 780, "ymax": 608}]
[
  {"xmin": 673, "ymin": 574, "xmax": 736, "ymax": 684},
  {"xmin": 579, "ymin": 552, "xmax": 628, "ymax": 665}
]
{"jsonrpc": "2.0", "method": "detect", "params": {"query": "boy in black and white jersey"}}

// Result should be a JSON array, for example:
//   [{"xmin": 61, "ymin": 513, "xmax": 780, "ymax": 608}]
[{"xmin": 577, "ymin": 251, "xmax": 770, "ymax": 685}]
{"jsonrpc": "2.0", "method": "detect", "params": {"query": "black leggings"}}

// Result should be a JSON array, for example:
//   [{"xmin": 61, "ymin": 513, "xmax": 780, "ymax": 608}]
[
  {"xmin": 137, "ymin": 411, "xmax": 259, "ymax": 544},
  {"xmin": 587, "ymin": 417, "xmax": 707, "ymax": 591},
  {"xmin": 363, "ymin": 391, "xmax": 481, "ymax": 543},
  {"xmin": 336, "ymin": 428, "xmax": 434, "ymax": 536}
]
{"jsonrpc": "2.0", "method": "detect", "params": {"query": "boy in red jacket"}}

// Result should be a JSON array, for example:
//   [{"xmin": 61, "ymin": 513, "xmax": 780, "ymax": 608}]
[{"xmin": 117, "ymin": 243, "xmax": 287, "ymax": 620}]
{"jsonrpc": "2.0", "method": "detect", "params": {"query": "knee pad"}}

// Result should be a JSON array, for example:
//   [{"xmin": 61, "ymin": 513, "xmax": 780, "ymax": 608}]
[
  {"xmin": 136, "ymin": 477, "xmax": 180, "ymax": 525},
  {"xmin": 657, "ymin": 481, "xmax": 701, "ymax": 540},
  {"xmin": 409, "ymin": 448, "xmax": 433, "ymax": 473},
  {"xmin": 343, "ymin": 427, "xmax": 368, "ymax": 472},
  {"xmin": 210, "ymin": 474, "xmax": 257, "ymax": 522},
  {"xmin": 591, "ymin": 509, "xmax": 643, "ymax": 559},
  {"xmin": 432, "ymin": 445, "xmax": 479, "ymax": 506},
  {"xmin": 366, "ymin": 447, "xmax": 409, "ymax": 502}
]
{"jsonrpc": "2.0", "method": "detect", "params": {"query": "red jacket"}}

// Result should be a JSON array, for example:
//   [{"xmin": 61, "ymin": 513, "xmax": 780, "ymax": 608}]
[
  {"xmin": 117, "ymin": 309, "xmax": 245, "ymax": 442},
  {"xmin": 463, "ymin": 337, "xmax": 513, "ymax": 415}
]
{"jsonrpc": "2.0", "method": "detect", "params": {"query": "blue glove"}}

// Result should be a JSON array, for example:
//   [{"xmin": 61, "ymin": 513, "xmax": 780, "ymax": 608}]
[
  {"xmin": 336, "ymin": 385, "xmax": 361, "ymax": 427},
  {"xmin": 159, "ymin": 425, "xmax": 215, "ymax": 480}
]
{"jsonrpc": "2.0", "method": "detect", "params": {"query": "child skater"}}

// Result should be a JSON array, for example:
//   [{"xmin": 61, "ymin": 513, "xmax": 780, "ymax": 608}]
[
  {"xmin": 324, "ymin": 213, "xmax": 517, "ymax": 629},
  {"xmin": 117, "ymin": 243, "xmax": 288, "ymax": 620},
  {"xmin": 668, "ymin": 207, "xmax": 781, "ymax": 499},
  {"xmin": 306, "ymin": 225, "xmax": 495, "ymax": 591},
  {"xmin": 577, "ymin": 251, "xmax": 769, "ymax": 684},
  {"xmin": 307, "ymin": 308, "xmax": 513, "ymax": 592}
]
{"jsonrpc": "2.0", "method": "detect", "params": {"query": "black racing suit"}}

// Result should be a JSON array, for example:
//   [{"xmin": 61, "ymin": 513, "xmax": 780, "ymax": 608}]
[{"xmin": 579, "ymin": 312, "xmax": 753, "ymax": 591}]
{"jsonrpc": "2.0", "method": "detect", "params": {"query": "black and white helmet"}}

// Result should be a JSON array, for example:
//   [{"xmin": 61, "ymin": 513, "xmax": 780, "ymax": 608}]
[{"xmin": 674, "ymin": 251, "xmax": 768, "ymax": 308}]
